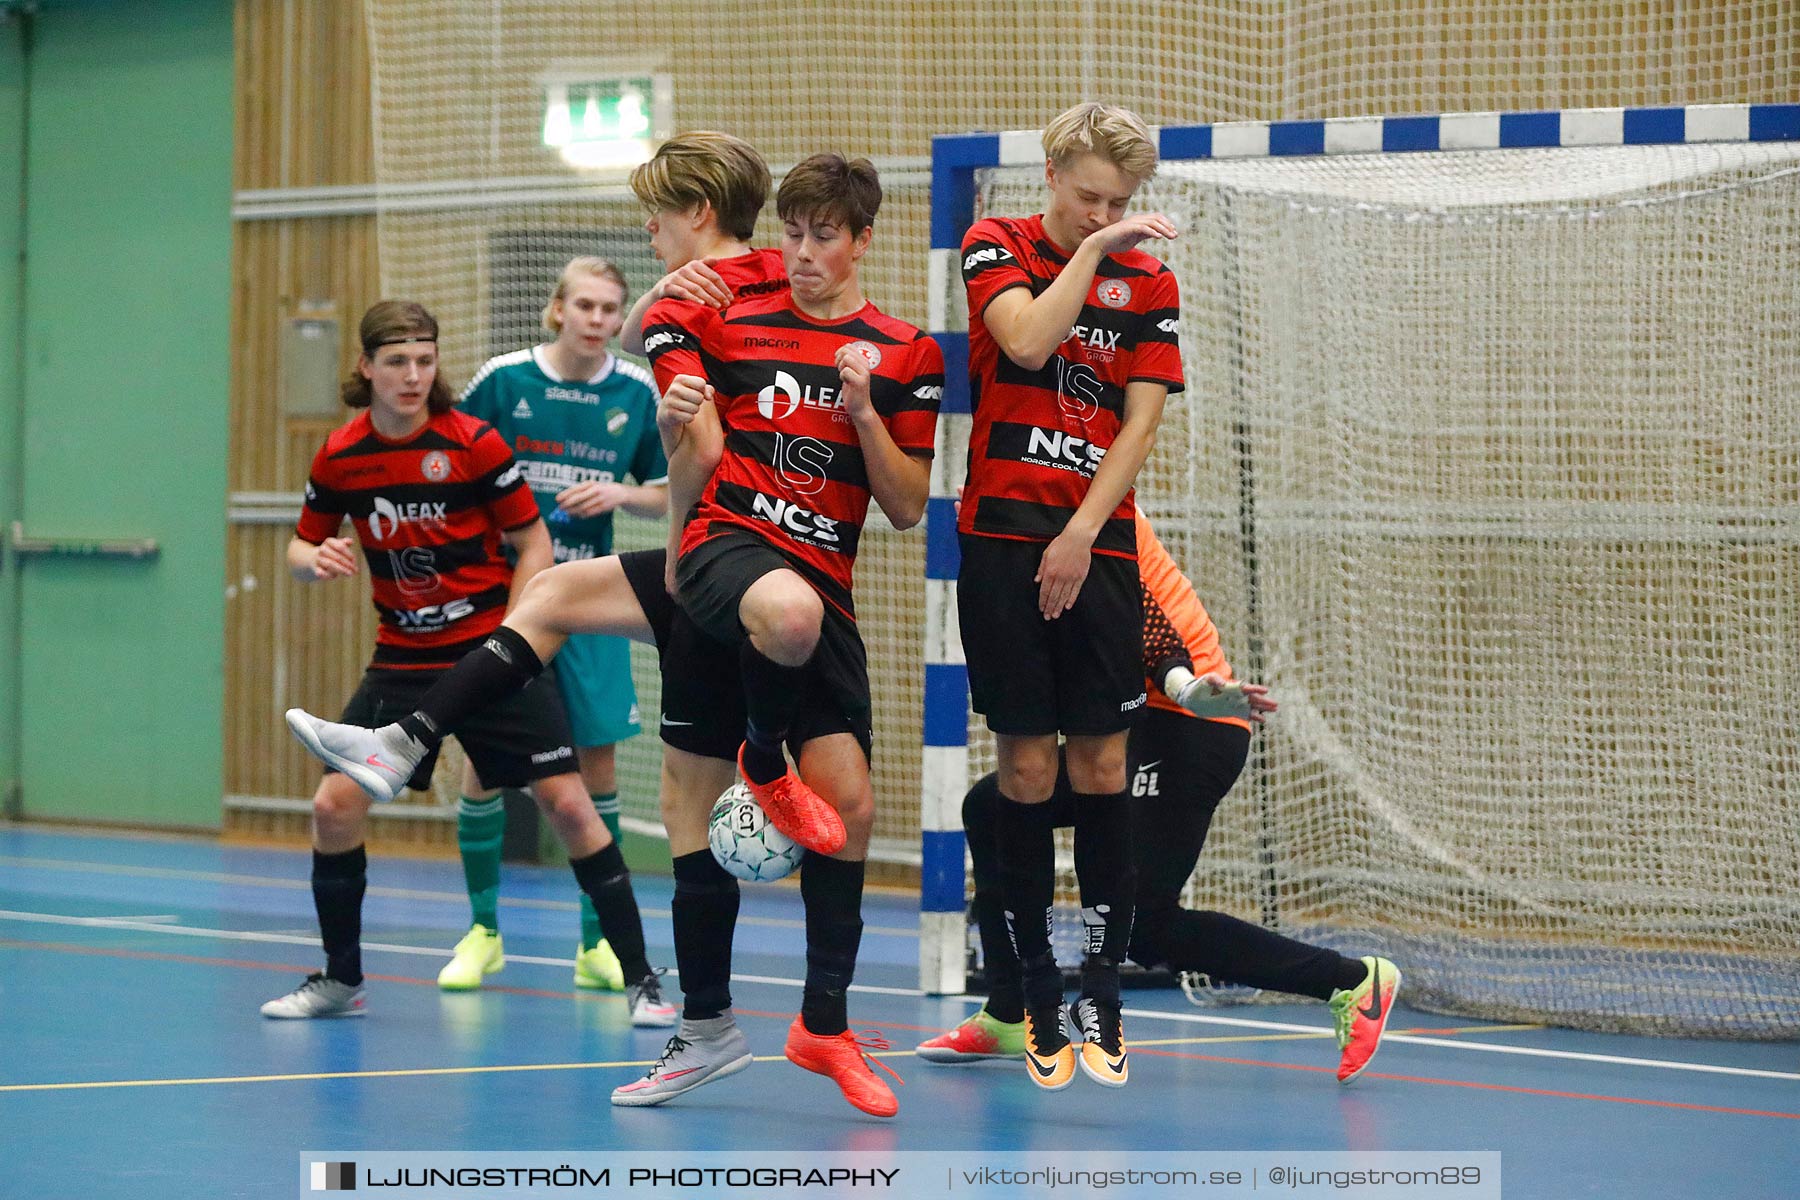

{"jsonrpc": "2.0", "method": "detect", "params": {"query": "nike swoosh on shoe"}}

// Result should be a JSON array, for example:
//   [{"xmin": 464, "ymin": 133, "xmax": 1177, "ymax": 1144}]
[{"xmin": 1358, "ymin": 965, "xmax": 1386, "ymax": 1021}]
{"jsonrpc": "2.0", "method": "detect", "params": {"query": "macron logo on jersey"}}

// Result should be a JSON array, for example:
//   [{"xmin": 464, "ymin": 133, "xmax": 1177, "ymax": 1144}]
[{"xmin": 513, "ymin": 398, "xmax": 533, "ymax": 418}]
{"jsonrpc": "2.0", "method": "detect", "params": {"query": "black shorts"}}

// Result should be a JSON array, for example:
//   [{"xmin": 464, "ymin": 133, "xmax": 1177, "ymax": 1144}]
[
  {"xmin": 617, "ymin": 546, "xmax": 676, "ymax": 654},
  {"xmin": 335, "ymin": 666, "xmax": 578, "ymax": 791},
  {"xmin": 958, "ymin": 533, "xmax": 1146, "ymax": 737},
  {"xmin": 671, "ymin": 530, "xmax": 873, "ymax": 759}
]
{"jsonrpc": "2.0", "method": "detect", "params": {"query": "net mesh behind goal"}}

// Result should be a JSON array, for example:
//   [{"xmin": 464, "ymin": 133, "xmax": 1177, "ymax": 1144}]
[{"xmin": 955, "ymin": 141, "xmax": 1800, "ymax": 1038}]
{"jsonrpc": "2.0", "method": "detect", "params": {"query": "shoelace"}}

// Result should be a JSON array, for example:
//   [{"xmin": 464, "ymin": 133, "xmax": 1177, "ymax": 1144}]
[
  {"xmin": 649, "ymin": 1036, "xmax": 692, "ymax": 1076},
  {"xmin": 845, "ymin": 1030, "xmax": 905, "ymax": 1088},
  {"xmin": 633, "ymin": 968, "xmax": 669, "ymax": 1004},
  {"xmin": 1026, "ymin": 1007, "xmax": 1066, "ymax": 1055},
  {"xmin": 1329, "ymin": 991, "xmax": 1356, "ymax": 1048},
  {"xmin": 1075, "ymin": 999, "xmax": 1123, "ymax": 1055}
]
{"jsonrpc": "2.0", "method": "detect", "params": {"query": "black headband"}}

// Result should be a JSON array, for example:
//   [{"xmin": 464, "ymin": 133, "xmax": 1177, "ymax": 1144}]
[{"xmin": 366, "ymin": 333, "xmax": 436, "ymax": 352}]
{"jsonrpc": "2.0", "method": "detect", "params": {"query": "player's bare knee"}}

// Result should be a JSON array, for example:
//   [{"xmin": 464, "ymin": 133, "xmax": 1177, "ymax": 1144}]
[
  {"xmin": 1066, "ymin": 743, "xmax": 1128, "ymax": 794},
  {"xmin": 999, "ymin": 757, "xmax": 1058, "ymax": 804}
]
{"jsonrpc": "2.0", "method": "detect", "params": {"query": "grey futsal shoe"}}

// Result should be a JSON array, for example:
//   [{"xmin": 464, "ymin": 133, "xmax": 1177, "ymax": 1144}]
[
  {"xmin": 610, "ymin": 1015, "xmax": 754, "ymax": 1106},
  {"xmin": 284, "ymin": 709, "xmax": 424, "ymax": 804},
  {"xmin": 626, "ymin": 971, "xmax": 679, "ymax": 1029},
  {"xmin": 260, "ymin": 973, "xmax": 367, "ymax": 1019}
]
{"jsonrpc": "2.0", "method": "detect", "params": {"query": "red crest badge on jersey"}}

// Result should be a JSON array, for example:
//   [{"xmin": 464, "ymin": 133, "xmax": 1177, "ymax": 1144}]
[
  {"xmin": 421, "ymin": 451, "xmax": 452, "ymax": 482},
  {"xmin": 1097, "ymin": 279, "xmax": 1132, "ymax": 309},
  {"xmin": 846, "ymin": 341, "xmax": 882, "ymax": 370}
]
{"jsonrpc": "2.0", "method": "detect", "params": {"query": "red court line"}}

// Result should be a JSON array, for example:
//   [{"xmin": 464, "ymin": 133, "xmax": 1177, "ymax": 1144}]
[{"xmin": 1129, "ymin": 1046, "xmax": 1800, "ymax": 1121}]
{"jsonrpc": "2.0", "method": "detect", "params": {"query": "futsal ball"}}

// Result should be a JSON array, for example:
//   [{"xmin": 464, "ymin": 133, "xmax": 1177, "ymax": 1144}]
[{"xmin": 708, "ymin": 782, "xmax": 806, "ymax": 883}]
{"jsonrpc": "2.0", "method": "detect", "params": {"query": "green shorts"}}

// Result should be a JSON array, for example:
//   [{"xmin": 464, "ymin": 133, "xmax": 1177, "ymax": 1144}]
[{"xmin": 552, "ymin": 631, "xmax": 641, "ymax": 749}]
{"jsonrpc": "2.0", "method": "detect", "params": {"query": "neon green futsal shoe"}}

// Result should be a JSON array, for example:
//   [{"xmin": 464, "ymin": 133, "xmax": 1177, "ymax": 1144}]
[
  {"xmin": 574, "ymin": 940, "xmax": 625, "ymax": 991},
  {"xmin": 1330, "ymin": 955, "xmax": 1401, "ymax": 1083},
  {"xmin": 437, "ymin": 925, "xmax": 504, "ymax": 990},
  {"xmin": 916, "ymin": 1008, "xmax": 1027, "ymax": 1063}
]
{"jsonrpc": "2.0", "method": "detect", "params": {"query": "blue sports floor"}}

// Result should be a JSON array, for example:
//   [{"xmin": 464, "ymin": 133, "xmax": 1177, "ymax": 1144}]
[{"xmin": 2, "ymin": 824, "xmax": 1796, "ymax": 1198}]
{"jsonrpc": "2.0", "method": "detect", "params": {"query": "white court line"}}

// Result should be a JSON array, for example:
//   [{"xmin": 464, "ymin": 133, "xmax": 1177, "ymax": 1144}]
[
  {"xmin": 1112, "ymin": 1003, "xmax": 1800, "ymax": 1082},
  {"xmin": 5, "ymin": 907, "xmax": 1794, "ymax": 1083},
  {"xmin": 0, "ymin": 854, "xmax": 915, "ymax": 936}
]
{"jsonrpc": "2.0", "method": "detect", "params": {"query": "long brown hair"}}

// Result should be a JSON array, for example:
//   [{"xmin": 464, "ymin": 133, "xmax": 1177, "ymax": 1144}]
[{"xmin": 341, "ymin": 300, "xmax": 456, "ymax": 413}]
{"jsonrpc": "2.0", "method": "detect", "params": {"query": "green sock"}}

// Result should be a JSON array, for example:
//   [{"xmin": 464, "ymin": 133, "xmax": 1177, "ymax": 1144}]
[
  {"xmin": 593, "ymin": 790, "xmax": 622, "ymax": 844},
  {"xmin": 580, "ymin": 792, "xmax": 621, "ymax": 951},
  {"xmin": 457, "ymin": 795, "xmax": 505, "ymax": 932}
]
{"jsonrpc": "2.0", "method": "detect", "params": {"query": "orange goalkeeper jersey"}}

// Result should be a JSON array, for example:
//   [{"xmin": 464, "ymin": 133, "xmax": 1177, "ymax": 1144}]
[{"xmin": 1137, "ymin": 509, "xmax": 1249, "ymax": 730}]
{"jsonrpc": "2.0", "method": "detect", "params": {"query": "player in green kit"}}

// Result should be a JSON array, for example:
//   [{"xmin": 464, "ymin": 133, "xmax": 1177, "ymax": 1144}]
[{"xmin": 442, "ymin": 257, "xmax": 669, "ymax": 992}]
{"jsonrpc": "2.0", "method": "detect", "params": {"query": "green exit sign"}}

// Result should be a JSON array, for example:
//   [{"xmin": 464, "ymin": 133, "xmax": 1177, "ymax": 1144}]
[{"xmin": 542, "ymin": 70, "xmax": 672, "ymax": 169}]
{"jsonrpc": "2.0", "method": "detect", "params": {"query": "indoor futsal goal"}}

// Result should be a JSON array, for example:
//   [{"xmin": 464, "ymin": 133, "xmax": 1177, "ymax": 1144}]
[{"xmin": 920, "ymin": 103, "xmax": 1800, "ymax": 1038}]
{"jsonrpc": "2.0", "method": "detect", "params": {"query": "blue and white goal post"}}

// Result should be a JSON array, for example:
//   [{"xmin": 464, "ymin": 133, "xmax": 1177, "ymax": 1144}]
[{"xmin": 916, "ymin": 101, "xmax": 1800, "ymax": 996}]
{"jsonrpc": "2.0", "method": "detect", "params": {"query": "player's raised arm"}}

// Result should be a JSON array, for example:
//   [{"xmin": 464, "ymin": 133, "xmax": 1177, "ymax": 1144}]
[{"xmin": 839, "ymin": 342, "xmax": 930, "ymax": 530}]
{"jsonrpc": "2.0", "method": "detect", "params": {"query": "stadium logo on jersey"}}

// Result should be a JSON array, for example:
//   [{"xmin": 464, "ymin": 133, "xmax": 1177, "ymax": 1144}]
[
  {"xmin": 1096, "ymin": 279, "xmax": 1132, "ymax": 309},
  {"xmin": 512, "ymin": 398, "xmax": 533, "ymax": 418},
  {"xmin": 749, "ymin": 492, "xmax": 845, "ymax": 551},
  {"xmin": 756, "ymin": 370, "xmax": 805, "ymax": 420},
  {"xmin": 367, "ymin": 496, "xmax": 449, "ymax": 542},
  {"xmin": 545, "ymin": 386, "xmax": 599, "ymax": 406},
  {"xmin": 963, "ymin": 244, "xmax": 1013, "ymax": 272},
  {"xmin": 420, "ymin": 451, "xmax": 451, "ymax": 482},
  {"xmin": 845, "ymin": 341, "xmax": 882, "ymax": 370},
  {"xmin": 606, "ymin": 407, "xmax": 630, "ymax": 436}
]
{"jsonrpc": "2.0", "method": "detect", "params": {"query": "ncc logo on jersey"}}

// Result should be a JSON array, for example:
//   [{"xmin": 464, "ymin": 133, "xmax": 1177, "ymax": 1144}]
[
  {"xmin": 420, "ymin": 451, "xmax": 451, "ymax": 482},
  {"xmin": 1096, "ymin": 279, "xmax": 1132, "ymax": 309}
]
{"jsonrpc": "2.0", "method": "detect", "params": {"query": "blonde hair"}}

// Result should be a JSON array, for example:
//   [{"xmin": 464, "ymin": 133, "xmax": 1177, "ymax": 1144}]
[
  {"xmin": 629, "ymin": 130, "xmax": 771, "ymax": 241},
  {"xmin": 542, "ymin": 257, "xmax": 628, "ymax": 333},
  {"xmin": 1042, "ymin": 102, "xmax": 1158, "ymax": 181}
]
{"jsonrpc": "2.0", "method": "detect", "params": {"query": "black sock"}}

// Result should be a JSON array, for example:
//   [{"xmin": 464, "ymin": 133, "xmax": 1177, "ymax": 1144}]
[
  {"xmin": 398, "ymin": 626, "xmax": 543, "ymax": 744},
  {"xmin": 798, "ymin": 854, "xmax": 865, "ymax": 1036},
  {"xmin": 312, "ymin": 846, "xmax": 367, "ymax": 986},
  {"xmin": 671, "ymin": 849, "xmax": 739, "ymax": 1020},
  {"xmin": 569, "ymin": 843, "xmax": 652, "ymax": 983},
  {"xmin": 739, "ymin": 641, "xmax": 808, "ymax": 785},
  {"xmin": 1074, "ymin": 789, "xmax": 1134, "ymax": 997},
  {"xmin": 993, "ymin": 792, "xmax": 1058, "ymax": 1008},
  {"xmin": 962, "ymin": 775, "xmax": 1023, "ymax": 1023},
  {"xmin": 1134, "ymin": 907, "xmax": 1368, "ymax": 1001}
]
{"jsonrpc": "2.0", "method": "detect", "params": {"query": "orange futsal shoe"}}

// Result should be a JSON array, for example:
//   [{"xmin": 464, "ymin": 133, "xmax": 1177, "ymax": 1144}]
[
  {"xmin": 783, "ymin": 1017, "xmax": 902, "ymax": 1117},
  {"xmin": 1022, "ymin": 1003, "xmax": 1077, "ymax": 1091},
  {"xmin": 738, "ymin": 745, "xmax": 846, "ymax": 856},
  {"xmin": 1330, "ymin": 956, "xmax": 1401, "ymax": 1084}
]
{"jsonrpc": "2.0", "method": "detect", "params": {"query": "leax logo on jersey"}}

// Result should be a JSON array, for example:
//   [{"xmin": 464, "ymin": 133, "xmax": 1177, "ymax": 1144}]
[
  {"xmin": 366, "ymin": 496, "xmax": 449, "ymax": 542},
  {"xmin": 755, "ymin": 366, "xmax": 847, "ymax": 422}
]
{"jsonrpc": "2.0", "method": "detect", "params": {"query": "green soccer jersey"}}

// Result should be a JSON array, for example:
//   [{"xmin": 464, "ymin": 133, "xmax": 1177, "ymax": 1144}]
[{"xmin": 459, "ymin": 347, "xmax": 668, "ymax": 562}]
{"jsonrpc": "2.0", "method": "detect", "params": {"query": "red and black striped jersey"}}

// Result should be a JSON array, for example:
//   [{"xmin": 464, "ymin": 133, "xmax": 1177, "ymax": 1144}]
[
  {"xmin": 641, "ymin": 247, "xmax": 789, "ymax": 393},
  {"xmin": 678, "ymin": 292, "xmax": 944, "ymax": 621},
  {"xmin": 295, "ymin": 409, "xmax": 541, "ymax": 670},
  {"xmin": 957, "ymin": 213, "xmax": 1184, "ymax": 559}
]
